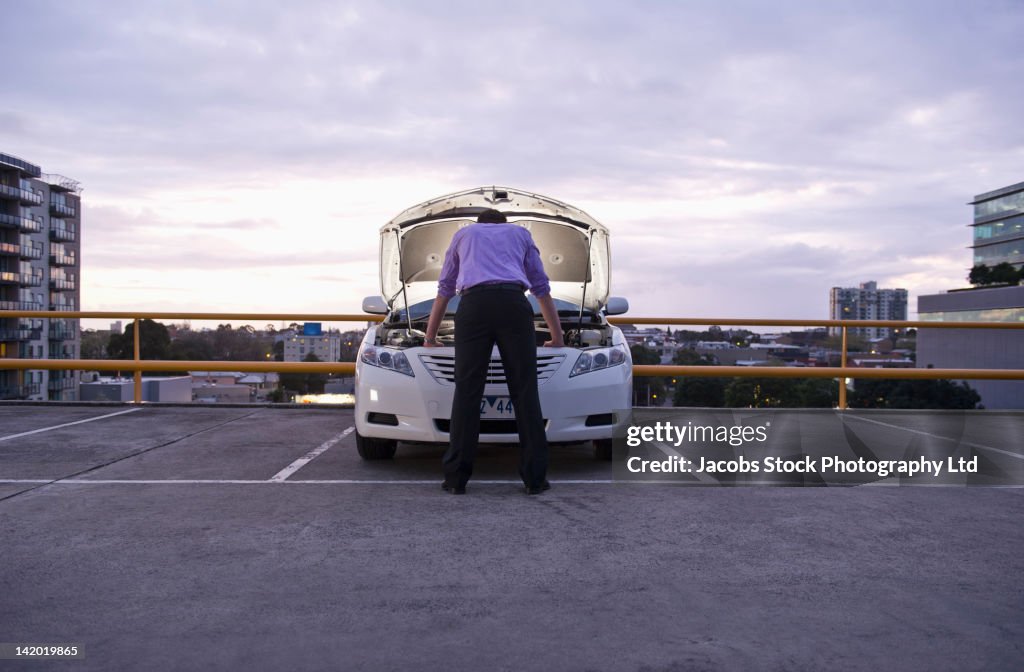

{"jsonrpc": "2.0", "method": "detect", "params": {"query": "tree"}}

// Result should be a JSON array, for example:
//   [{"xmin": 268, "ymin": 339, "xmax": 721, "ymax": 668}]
[
  {"xmin": 849, "ymin": 379, "xmax": 981, "ymax": 409},
  {"xmin": 793, "ymin": 378, "xmax": 839, "ymax": 407},
  {"xmin": 968, "ymin": 264, "xmax": 991, "ymax": 286},
  {"xmin": 670, "ymin": 349, "xmax": 728, "ymax": 407},
  {"xmin": 168, "ymin": 330, "xmax": 214, "ymax": 361},
  {"xmin": 80, "ymin": 329, "xmax": 108, "ymax": 359},
  {"xmin": 989, "ymin": 262, "xmax": 1021, "ymax": 285},
  {"xmin": 969, "ymin": 262, "xmax": 1022, "ymax": 286},
  {"xmin": 107, "ymin": 319, "xmax": 170, "ymax": 360},
  {"xmin": 674, "ymin": 377, "xmax": 727, "ymax": 407},
  {"xmin": 724, "ymin": 377, "xmax": 797, "ymax": 408},
  {"xmin": 630, "ymin": 344, "xmax": 666, "ymax": 406},
  {"xmin": 722, "ymin": 376, "xmax": 837, "ymax": 408},
  {"xmin": 279, "ymin": 353, "xmax": 327, "ymax": 395}
]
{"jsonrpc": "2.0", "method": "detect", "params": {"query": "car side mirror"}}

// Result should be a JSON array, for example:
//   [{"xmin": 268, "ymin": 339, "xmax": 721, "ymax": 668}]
[
  {"xmin": 362, "ymin": 296, "xmax": 389, "ymax": 315},
  {"xmin": 605, "ymin": 296, "xmax": 629, "ymax": 316}
]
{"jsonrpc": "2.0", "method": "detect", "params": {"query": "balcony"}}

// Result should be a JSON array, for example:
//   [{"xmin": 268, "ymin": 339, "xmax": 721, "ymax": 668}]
[
  {"xmin": 20, "ymin": 271, "xmax": 43, "ymax": 287},
  {"xmin": 0, "ymin": 183, "xmax": 43, "ymax": 206},
  {"xmin": 0, "ymin": 384, "xmax": 39, "ymax": 400},
  {"xmin": 0, "ymin": 328, "xmax": 42, "ymax": 341},
  {"xmin": 50, "ymin": 252, "xmax": 76, "ymax": 267},
  {"xmin": 0, "ymin": 270, "xmax": 17, "ymax": 285},
  {"xmin": 16, "ymin": 345, "xmax": 45, "ymax": 359},
  {"xmin": 0, "ymin": 242, "xmax": 17, "ymax": 257},
  {"xmin": 49, "ymin": 201, "xmax": 75, "ymax": 218},
  {"xmin": 49, "ymin": 304, "xmax": 77, "ymax": 313},
  {"xmin": 0, "ymin": 300, "xmax": 43, "ymax": 311},
  {"xmin": 48, "ymin": 325, "xmax": 77, "ymax": 340},
  {"xmin": 0, "ymin": 152, "xmax": 42, "ymax": 177},
  {"xmin": 49, "ymin": 227, "xmax": 75, "ymax": 242},
  {"xmin": 0, "ymin": 213, "xmax": 25, "ymax": 230},
  {"xmin": 47, "ymin": 376, "xmax": 76, "ymax": 392},
  {"xmin": 23, "ymin": 243, "xmax": 44, "ymax": 260}
]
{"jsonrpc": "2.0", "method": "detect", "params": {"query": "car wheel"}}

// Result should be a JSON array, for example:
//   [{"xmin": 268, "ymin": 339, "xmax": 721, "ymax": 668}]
[
  {"xmin": 593, "ymin": 438, "xmax": 613, "ymax": 461},
  {"xmin": 356, "ymin": 431, "xmax": 398, "ymax": 460}
]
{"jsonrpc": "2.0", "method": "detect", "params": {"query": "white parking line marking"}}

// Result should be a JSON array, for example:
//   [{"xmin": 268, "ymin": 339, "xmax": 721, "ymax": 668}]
[
  {"xmin": 1, "ymin": 479, "xmax": 1019, "ymax": 488},
  {"xmin": 268, "ymin": 427, "xmax": 355, "ymax": 482},
  {"xmin": 0, "ymin": 408, "xmax": 142, "ymax": 443},
  {"xmin": 844, "ymin": 415, "xmax": 1024, "ymax": 460},
  {"xmin": 0, "ymin": 478, "xmax": 617, "ymax": 485}
]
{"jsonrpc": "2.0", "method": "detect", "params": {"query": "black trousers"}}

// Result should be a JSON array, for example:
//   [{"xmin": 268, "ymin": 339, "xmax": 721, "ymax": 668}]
[{"xmin": 442, "ymin": 288, "xmax": 548, "ymax": 488}]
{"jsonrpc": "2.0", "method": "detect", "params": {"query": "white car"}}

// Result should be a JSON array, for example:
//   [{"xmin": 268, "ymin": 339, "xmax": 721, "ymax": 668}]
[{"xmin": 354, "ymin": 186, "xmax": 632, "ymax": 460}]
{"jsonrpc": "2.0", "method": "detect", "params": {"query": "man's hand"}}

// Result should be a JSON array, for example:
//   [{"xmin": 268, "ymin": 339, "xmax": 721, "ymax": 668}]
[
  {"xmin": 424, "ymin": 294, "xmax": 451, "ymax": 350},
  {"xmin": 536, "ymin": 294, "xmax": 565, "ymax": 349}
]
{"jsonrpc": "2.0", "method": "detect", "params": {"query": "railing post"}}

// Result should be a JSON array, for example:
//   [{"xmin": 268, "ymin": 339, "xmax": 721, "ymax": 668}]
[
  {"xmin": 133, "ymin": 317, "xmax": 142, "ymax": 404},
  {"xmin": 838, "ymin": 325, "xmax": 848, "ymax": 410}
]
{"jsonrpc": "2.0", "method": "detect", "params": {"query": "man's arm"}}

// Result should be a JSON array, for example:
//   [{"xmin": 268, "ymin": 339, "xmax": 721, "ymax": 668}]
[
  {"xmin": 536, "ymin": 294, "xmax": 565, "ymax": 347},
  {"xmin": 423, "ymin": 294, "xmax": 450, "ymax": 347}
]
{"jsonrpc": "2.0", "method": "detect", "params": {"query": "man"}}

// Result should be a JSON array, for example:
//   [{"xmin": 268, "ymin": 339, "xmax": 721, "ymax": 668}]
[{"xmin": 424, "ymin": 209, "xmax": 564, "ymax": 495}]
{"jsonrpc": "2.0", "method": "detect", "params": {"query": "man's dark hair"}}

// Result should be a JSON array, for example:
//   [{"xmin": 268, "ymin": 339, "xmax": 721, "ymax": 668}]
[{"xmin": 477, "ymin": 209, "xmax": 507, "ymax": 223}]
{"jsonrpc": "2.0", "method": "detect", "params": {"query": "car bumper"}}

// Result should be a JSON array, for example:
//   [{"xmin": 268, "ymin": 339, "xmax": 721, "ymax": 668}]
[{"xmin": 354, "ymin": 346, "xmax": 632, "ymax": 444}]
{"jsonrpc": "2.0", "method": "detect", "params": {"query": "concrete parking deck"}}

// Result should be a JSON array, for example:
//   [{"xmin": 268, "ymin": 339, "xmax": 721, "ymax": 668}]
[{"xmin": 0, "ymin": 404, "xmax": 1021, "ymax": 671}]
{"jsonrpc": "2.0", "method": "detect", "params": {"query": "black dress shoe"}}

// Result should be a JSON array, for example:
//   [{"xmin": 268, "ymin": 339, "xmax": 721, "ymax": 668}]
[
  {"xmin": 525, "ymin": 480, "xmax": 551, "ymax": 495},
  {"xmin": 442, "ymin": 481, "xmax": 466, "ymax": 495}
]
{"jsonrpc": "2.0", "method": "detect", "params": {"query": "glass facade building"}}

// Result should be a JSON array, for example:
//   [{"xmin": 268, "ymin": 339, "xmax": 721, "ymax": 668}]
[
  {"xmin": 917, "ymin": 179, "xmax": 1024, "ymax": 409},
  {"xmin": 0, "ymin": 151, "xmax": 81, "ymax": 400},
  {"xmin": 970, "ymin": 180, "xmax": 1024, "ymax": 270}
]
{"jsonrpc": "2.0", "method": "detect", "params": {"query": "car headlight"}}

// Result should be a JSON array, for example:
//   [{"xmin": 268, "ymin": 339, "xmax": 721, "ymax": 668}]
[
  {"xmin": 570, "ymin": 344, "xmax": 628, "ymax": 377},
  {"xmin": 361, "ymin": 346, "xmax": 415, "ymax": 377}
]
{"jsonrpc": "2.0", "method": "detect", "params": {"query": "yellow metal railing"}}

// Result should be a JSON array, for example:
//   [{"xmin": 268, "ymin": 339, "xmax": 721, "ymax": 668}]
[{"xmin": 1, "ymin": 310, "xmax": 1022, "ymax": 409}]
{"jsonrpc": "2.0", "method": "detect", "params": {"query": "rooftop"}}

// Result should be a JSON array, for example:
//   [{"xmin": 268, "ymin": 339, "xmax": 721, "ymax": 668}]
[{"xmin": 0, "ymin": 404, "xmax": 1021, "ymax": 670}]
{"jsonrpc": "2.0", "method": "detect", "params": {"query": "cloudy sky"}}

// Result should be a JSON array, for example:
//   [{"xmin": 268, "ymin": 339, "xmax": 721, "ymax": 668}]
[{"xmin": 4, "ymin": 0, "xmax": 1023, "ymax": 328}]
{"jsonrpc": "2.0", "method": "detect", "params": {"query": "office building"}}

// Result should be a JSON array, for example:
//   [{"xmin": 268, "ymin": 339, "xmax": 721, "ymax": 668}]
[
  {"xmin": 970, "ymin": 180, "xmax": 1024, "ymax": 271},
  {"xmin": 829, "ymin": 281, "xmax": 908, "ymax": 339},
  {"xmin": 918, "ymin": 179, "xmax": 1024, "ymax": 409},
  {"xmin": 0, "ymin": 151, "xmax": 81, "ymax": 400}
]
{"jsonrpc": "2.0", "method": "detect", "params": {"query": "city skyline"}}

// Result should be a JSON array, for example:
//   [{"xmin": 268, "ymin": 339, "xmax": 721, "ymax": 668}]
[{"xmin": 2, "ymin": 0, "xmax": 1022, "ymax": 323}]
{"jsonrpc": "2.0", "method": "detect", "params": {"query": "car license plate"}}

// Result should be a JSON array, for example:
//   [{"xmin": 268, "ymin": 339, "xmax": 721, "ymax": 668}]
[{"xmin": 480, "ymin": 396, "xmax": 515, "ymax": 418}]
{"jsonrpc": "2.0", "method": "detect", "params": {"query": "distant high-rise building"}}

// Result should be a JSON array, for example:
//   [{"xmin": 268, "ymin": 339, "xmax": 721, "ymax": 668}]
[
  {"xmin": 829, "ymin": 281, "xmax": 908, "ymax": 339},
  {"xmin": 970, "ymin": 180, "xmax": 1024, "ymax": 271},
  {"xmin": 0, "ymin": 151, "xmax": 81, "ymax": 400}
]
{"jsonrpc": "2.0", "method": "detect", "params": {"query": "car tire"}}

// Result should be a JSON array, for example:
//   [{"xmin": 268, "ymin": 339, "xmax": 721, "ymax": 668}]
[
  {"xmin": 356, "ymin": 431, "xmax": 398, "ymax": 460},
  {"xmin": 593, "ymin": 438, "xmax": 613, "ymax": 461}
]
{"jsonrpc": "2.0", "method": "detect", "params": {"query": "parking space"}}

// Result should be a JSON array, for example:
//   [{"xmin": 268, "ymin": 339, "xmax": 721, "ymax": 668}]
[
  {"xmin": 0, "ymin": 405, "xmax": 613, "ymax": 488},
  {"xmin": 0, "ymin": 404, "xmax": 1021, "ymax": 671}
]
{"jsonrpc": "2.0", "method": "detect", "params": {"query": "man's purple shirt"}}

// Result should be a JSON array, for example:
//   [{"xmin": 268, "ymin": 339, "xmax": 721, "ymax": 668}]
[{"xmin": 436, "ymin": 223, "xmax": 551, "ymax": 299}]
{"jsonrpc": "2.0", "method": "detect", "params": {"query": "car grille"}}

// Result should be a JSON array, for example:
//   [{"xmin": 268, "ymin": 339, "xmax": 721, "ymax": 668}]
[
  {"xmin": 419, "ymin": 353, "xmax": 566, "ymax": 385},
  {"xmin": 434, "ymin": 419, "xmax": 548, "ymax": 434}
]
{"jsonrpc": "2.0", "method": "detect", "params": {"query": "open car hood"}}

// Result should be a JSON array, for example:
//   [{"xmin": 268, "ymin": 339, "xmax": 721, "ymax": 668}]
[{"xmin": 380, "ymin": 186, "xmax": 610, "ymax": 312}]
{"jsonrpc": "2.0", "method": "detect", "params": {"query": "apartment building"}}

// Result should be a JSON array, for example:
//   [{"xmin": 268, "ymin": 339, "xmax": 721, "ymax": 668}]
[
  {"xmin": 282, "ymin": 323, "xmax": 342, "ymax": 363},
  {"xmin": 0, "ymin": 151, "xmax": 81, "ymax": 400},
  {"xmin": 828, "ymin": 281, "xmax": 908, "ymax": 339}
]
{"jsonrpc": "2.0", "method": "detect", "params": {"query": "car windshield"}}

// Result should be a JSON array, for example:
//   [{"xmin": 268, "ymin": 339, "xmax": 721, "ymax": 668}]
[{"xmin": 389, "ymin": 296, "xmax": 595, "ymax": 323}]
